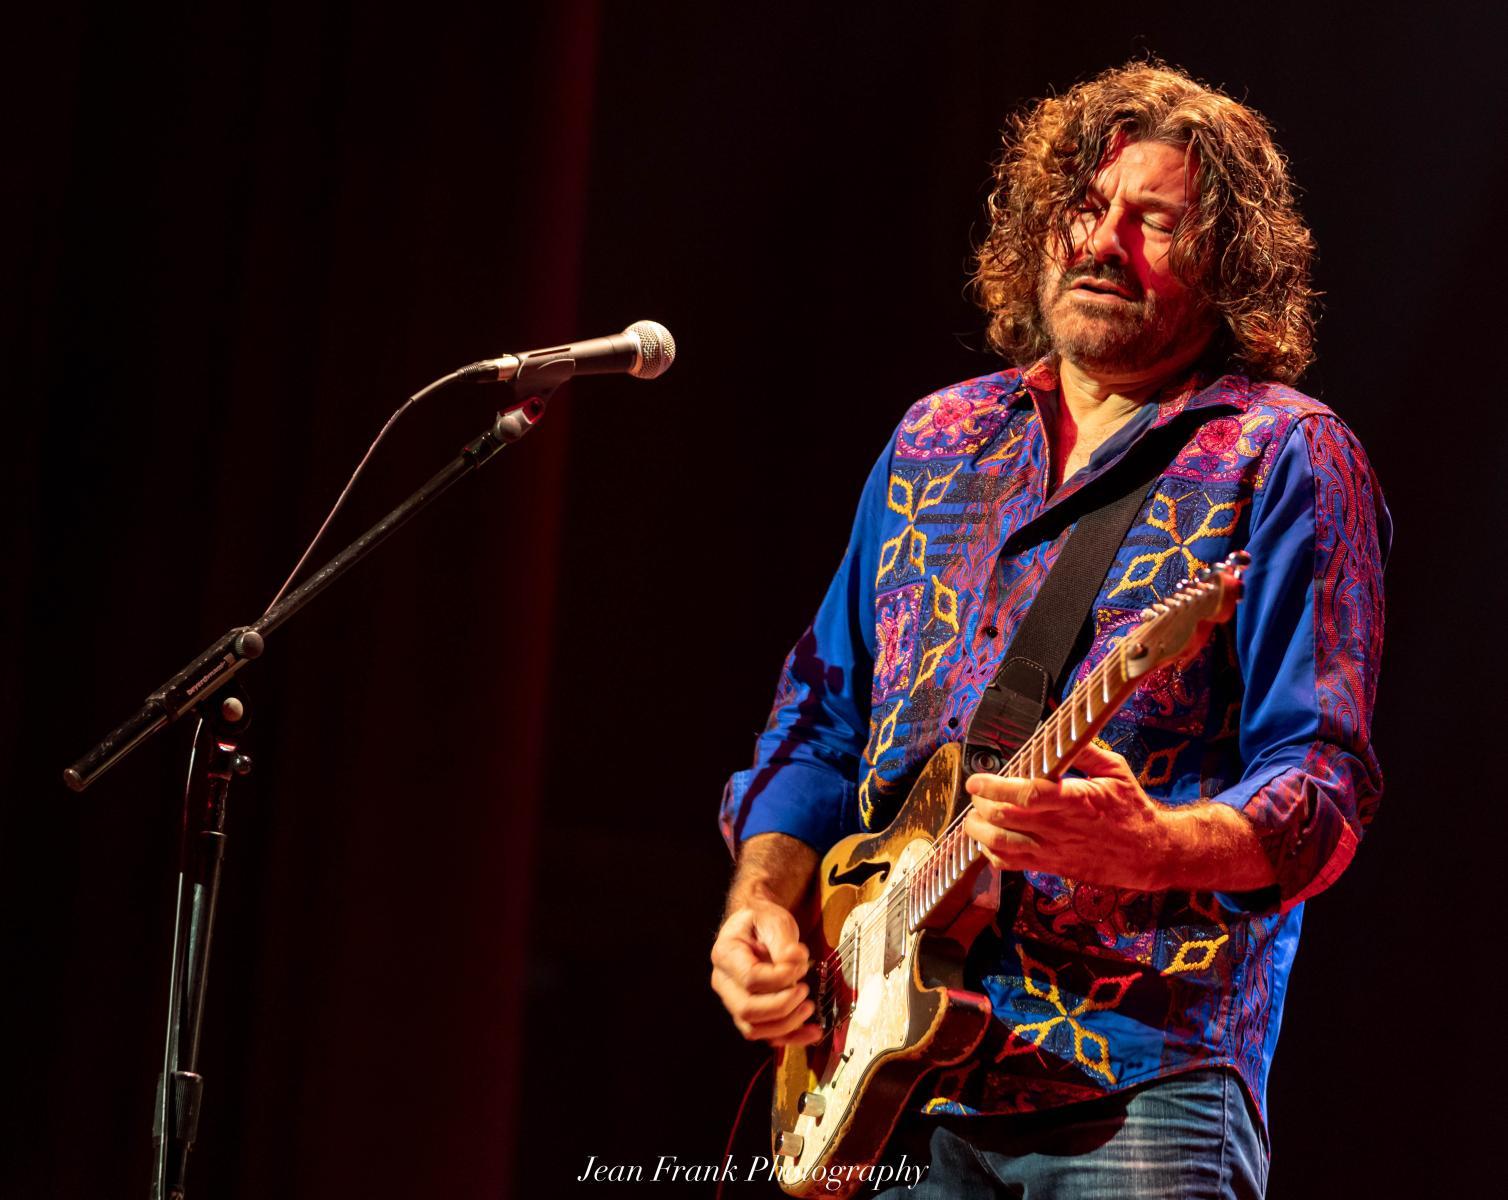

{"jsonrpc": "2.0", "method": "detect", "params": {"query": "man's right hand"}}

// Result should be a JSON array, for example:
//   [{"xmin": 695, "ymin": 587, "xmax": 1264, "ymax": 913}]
[{"xmin": 710, "ymin": 898, "xmax": 823, "ymax": 1047}]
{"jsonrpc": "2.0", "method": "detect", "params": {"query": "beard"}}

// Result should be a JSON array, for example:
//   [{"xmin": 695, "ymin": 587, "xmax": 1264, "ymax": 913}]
[{"xmin": 1038, "ymin": 259, "xmax": 1211, "ymax": 375}]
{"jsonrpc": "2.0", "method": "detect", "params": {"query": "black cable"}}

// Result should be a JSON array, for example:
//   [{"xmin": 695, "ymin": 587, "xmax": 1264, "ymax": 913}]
[{"xmin": 260, "ymin": 368, "xmax": 468, "ymax": 617}]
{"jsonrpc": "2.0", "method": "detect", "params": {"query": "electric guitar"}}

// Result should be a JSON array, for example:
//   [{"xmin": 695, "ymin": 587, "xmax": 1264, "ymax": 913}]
[{"xmin": 768, "ymin": 552, "xmax": 1249, "ymax": 1198}]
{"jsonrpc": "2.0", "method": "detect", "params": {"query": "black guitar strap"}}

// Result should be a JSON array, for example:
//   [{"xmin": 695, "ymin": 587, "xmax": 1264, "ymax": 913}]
[{"xmin": 961, "ymin": 417, "xmax": 1193, "ymax": 776}]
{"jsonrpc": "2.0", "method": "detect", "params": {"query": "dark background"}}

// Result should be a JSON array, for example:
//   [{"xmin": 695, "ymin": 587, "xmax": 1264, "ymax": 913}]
[{"xmin": 3, "ymin": 2, "xmax": 1499, "ymax": 1196}]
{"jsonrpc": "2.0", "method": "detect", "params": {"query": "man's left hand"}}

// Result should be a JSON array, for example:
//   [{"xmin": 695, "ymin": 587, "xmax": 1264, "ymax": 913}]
[{"xmin": 962, "ymin": 739, "xmax": 1170, "ymax": 891}]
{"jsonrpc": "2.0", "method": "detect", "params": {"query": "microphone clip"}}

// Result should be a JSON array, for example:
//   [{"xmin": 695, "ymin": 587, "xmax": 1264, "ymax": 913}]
[{"xmin": 459, "ymin": 351, "xmax": 574, "ymax": 408}]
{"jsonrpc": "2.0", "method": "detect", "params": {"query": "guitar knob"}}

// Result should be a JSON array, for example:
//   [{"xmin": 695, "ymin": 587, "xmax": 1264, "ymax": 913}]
[
  {"xmin": 776, "ymin": 1131, "xmax": 805, "ymax": 1159},
  {"xmin": 799, "ymin": 1091, "xmax": 827, "ymax": 1118}
]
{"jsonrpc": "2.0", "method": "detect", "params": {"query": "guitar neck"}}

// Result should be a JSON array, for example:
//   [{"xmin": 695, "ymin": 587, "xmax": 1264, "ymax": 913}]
[
  {"xmin": 907, "ymin": 638, "xmax": 1146, "ymax": 933},
  {"xmin": 1003, "ymin": 639, "xmax": 1144, "ymax": 784}
]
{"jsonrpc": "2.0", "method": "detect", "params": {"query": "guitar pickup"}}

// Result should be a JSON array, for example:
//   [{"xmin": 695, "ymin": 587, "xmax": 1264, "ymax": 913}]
[
  {"xmin": 810, "ymin": 965, "xmax": 841, "ymax": 1036},
  {"xmin": 884, "ymin": 893, "xmax": 906, "ymax": 973}
]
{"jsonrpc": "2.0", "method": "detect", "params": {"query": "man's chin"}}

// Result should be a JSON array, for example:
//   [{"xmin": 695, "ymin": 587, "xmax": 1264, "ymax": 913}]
[
  {"xmin": 1050, "ymin": 326, "xmax": 1148, "ymax": 373},
  {"xmin": 1058, "ymin": 345, "xmax": 1145, "ymax": 374},
  {"xmin": 1045, "ymin": 303, "xmax": 1191, "ymax": 376}
]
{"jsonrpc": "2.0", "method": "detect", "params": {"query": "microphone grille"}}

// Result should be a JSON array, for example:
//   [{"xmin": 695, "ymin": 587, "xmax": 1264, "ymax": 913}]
[{"xmin": 627, "ymin": 320, "xmax": 676, "ymax": 379}]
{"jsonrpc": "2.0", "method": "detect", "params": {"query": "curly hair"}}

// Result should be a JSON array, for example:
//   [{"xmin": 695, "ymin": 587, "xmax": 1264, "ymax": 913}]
[{"xmin": 972, "ymin": 62, "xmax": 1317, "ymax": 384}]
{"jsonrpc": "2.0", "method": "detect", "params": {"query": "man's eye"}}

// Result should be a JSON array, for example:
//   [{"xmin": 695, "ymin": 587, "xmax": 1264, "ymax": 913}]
[{"xmin": 1144, "ymin": 219, "xmax": 1174, "ymax": 233}]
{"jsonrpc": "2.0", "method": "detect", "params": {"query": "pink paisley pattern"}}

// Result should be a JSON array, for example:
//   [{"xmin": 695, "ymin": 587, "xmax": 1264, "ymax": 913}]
[
  {"xmin": 872, "ymin": 584, "xmax": 922, "ymax": 698},
  {"xmin": 895, "ymin": 377, "xmax": 1017, "ymax": 460},
  {"xmin": 1307, "ymin": 418, "xmax": 1386, "ymax": 740},
  {"xmin": 1026, "ymin": 874, "xmax": 1161, "ymax": 963}
]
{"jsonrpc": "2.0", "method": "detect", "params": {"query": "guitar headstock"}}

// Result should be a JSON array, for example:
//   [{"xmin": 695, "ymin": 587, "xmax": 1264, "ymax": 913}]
[{"xmin": 1123, "ymin": 551, "xmax": 1250, "ymax": 679}]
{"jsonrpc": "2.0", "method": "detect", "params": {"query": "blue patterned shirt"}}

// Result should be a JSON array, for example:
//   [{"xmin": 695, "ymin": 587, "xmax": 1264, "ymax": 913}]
[{"xmin": 719, "ymin": 358, "xmax": 1389, "ymax": 1124}]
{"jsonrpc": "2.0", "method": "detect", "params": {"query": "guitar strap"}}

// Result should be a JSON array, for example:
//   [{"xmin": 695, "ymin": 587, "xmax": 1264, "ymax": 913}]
[{"xmin": 961, "ymin": 415, "xmax": 1195, "ymax": 776}]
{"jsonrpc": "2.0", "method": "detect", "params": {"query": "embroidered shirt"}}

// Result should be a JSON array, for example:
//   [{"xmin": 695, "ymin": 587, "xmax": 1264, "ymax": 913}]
[{"xmin": 719, "ymin": 358, "xmax": 1389, "ymax": 1123}]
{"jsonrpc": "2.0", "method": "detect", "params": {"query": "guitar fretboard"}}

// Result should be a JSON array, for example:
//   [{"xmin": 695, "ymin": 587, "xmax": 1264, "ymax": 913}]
[
  {"xmin": 810, "ymin": 557, "xmax": 1242, "ymax": 1051},
  {"xmin": 903, "ymin": 637, "xmax": 1144, "ymax": 932}
]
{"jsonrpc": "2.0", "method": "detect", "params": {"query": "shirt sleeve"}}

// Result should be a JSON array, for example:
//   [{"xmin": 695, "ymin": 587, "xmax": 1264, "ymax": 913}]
[
  {"xmin": 718, "ymin": 443, "xmax": 894, "ymax": 858},
  {"xmin": 1211, "ymin": 413, "xmax": 1391, "ymax": 912}
]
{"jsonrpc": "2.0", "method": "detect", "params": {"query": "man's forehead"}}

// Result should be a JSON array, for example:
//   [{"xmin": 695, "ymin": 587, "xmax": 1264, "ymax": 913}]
[{"xmin": 1092, "ymin": 134, "xmax": 1199, "ymax": 206}]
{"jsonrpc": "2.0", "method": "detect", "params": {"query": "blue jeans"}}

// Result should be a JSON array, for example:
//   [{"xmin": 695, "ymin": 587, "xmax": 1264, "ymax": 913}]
[{"xmin": 875, "ymin": 1068, "xmax": 1268, "ymax": 1199}]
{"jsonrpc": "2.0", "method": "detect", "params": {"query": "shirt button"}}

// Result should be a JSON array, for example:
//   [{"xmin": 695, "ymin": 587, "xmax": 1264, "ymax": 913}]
[
  {"xmin": 983, "ymin": 625, "xmax": 1000, "ymax": 638},
  {"xmin": 947, "ymin": 717, "xmax": 959, "ymax": 728}
]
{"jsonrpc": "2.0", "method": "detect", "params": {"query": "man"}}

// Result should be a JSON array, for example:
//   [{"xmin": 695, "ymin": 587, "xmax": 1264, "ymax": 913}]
[{"xmin": 712, "ymin": 62, "xmax": 1387, "ymax": 1197}]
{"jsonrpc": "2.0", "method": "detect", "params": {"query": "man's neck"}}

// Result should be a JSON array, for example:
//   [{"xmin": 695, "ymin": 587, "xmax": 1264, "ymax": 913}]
[
  {"xmin": 1047, "ymin": 347, "xmax": 1207, "ymax": 491},
  {"xmin": 1056, "ymin": 354, "xmax": 1194, "ymax": 427}
]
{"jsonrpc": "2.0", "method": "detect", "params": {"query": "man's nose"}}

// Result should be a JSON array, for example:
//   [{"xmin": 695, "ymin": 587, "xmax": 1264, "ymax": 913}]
[{"xmin": 1084, "ymin": 208, "xmax": 1128, "ymax": 263}]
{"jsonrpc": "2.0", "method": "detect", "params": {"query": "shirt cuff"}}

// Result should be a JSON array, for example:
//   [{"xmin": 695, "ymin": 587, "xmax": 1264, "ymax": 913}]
[
  {"xmin": 1207, "ymin": 758, "xmax": 1362, "ymax": 914},
  {"xmin": 719, "ymin": 762, "xmax": 855, "ymax": 859}
]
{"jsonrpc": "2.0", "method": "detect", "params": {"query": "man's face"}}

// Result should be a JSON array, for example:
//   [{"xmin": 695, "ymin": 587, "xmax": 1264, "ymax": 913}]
[{"xmin": 1038, "ymin": 138, "xmax": 1213, "ymax": 376}]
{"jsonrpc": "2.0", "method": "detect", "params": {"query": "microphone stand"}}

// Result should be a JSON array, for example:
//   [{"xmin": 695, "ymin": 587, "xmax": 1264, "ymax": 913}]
[{"xmin": 63, "ymin": 372, "xmax": 562, "ymax": 1200}]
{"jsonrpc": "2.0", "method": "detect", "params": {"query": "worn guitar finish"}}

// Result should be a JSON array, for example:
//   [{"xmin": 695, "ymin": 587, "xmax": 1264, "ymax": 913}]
[
  {"xmin": 768, "ymin": 555, "xmax": 1248, "ymax": 1198},
  {"xmin": 770, "ymin": 741, "xmax": 996, "ymax": 1193}
]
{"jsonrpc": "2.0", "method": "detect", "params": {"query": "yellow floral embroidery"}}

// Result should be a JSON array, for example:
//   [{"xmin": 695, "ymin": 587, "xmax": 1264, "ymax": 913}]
[
  {"xmin": 911, "ymin": 637, "xmax": 957, "ymax": 696},
  {"xmin": 1137, "ymin": 740, "xmax": 1190, "ymax": 788},
  {"xmin": 931, "ymin": 575, "xmax": 960, "ymax": 632},
  {"xmin": 1162, "ymin": 892, "xmax": 1231, "ymax": 975},
  {"xmin": 875, "ymin": 465, "xmax": 960, "ymax": 588},
  {"xmin": 998, "ymin": 946, "xmax": 1138, "ymax": 1083},
  {"xmin": 1108, "ymin": 491, "xmax": 1248, "ymax": 599}
]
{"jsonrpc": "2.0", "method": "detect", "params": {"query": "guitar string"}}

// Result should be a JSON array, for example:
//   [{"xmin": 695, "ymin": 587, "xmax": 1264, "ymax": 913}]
[
  {"xmin": 809, "ymin": 581, "xmax": 1228, "ymax": 1023},
  {"xmin": 812, "ymin": 638, "xmax": 1133, "ymax": 1019},
  {"xmin": 813, "ymin": 730, "xmax": 1071, "ymax": 1022},
  {"xmin": 814, "ymin": 581, "xmax": 1224, "ymax": 1019},
  {"xmin": 817, "ymin": 647, "xmax": 1110, "ymax": 987}
]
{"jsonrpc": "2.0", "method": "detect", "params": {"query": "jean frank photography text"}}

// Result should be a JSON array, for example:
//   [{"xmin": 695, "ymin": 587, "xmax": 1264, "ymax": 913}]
[{"xmin": 576, "ymin": 1154, "xmax": 927, "ymax": 1192}]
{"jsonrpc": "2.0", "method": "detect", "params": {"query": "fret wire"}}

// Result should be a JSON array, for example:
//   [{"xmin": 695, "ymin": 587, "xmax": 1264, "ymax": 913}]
[
  {"xmin": 828, "ymin": 639, "xmax": 1147, "ymax": 957},
  {"xmin": 1021, "ymin": 725, "xmax": 1044, "ymax": 779},
  {"xmin": 902, "ymin": 647, "xmax": 1131, "ymax": 938}
]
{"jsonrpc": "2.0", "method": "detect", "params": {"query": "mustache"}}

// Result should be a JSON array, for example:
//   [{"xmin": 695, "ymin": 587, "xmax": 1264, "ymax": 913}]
[{"xmin": 1059, "ymin": 260, "xmax": 1142, "ymax": 298}]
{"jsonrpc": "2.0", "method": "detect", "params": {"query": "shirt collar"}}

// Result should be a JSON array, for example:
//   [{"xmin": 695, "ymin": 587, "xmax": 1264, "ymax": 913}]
[
  {"xmin": 1005, "ymin": 354, "xmax": 1252, "ymax": 420},
  {"xmin": 999, "ymin": 354, "xmax": 1251, "ymax": 511}
]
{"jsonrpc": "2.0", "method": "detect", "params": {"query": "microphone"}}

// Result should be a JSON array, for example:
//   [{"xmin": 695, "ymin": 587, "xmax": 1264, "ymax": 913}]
[{"xmin": 463, "ymin": 319, "xmax": 676, "ymax": 385}]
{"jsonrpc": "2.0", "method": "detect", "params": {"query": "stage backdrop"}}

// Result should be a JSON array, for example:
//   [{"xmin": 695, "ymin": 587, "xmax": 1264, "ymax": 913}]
[{"xmin": 3, "ymin": 2, "xmax": 1500, "ymax": 1197}]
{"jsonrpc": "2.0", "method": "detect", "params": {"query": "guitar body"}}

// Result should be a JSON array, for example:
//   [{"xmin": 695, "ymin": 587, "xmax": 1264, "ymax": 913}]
[{"xmin": 770, "ymin": 742, "xmax": 1000, "ymax": 1197}]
